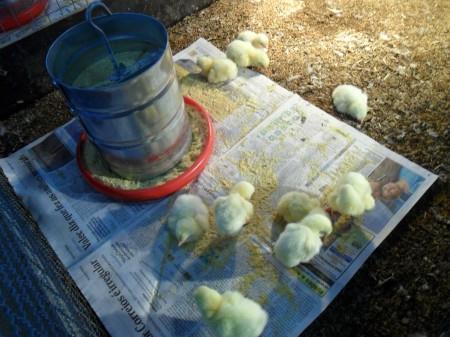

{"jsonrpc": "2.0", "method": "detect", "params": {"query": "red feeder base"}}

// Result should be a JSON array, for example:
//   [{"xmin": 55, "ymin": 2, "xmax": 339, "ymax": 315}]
[
  {"xmin": 0, "ymin": 0, "xmax": 48, "ymax": 32},
  {"xmin": 76, "ymin": 96, "xmax": 215, "ymax": 201}
]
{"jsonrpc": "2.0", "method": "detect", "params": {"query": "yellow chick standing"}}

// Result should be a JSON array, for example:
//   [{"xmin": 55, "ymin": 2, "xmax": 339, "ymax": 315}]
[
  {"xmin": 214, "ymin": 181, "xmax": 255, "ymax": 237},
  {"xmin": 167, "ymin": 194, "xmax": 209, "ymax": 246},
  {"xmin": 226, "ymin": 40, "xmax": 269, "ymax": 68},
  {"xmin": 274, "ymin": 211, "xmax": 332, "ymax": 268},
  {"xmin": 276, "ymin": 191, "xmax": 320, "ymax": 223},
  {"xmin": 328, "ymin": 171, "xmax": 375, "ymax": 216},
  {"xmin": 197, "ymin": 56, "xmax": 238, "ymax": 84},
  {"xmin": 194, "ymin": 285, "xmax": 268, "ymax": 337}
]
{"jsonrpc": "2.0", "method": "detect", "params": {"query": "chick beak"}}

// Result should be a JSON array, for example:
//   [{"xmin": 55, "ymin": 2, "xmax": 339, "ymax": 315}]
[{"xmin": 178, "ymin": 235, "xmax": 189, "ymax": 247}]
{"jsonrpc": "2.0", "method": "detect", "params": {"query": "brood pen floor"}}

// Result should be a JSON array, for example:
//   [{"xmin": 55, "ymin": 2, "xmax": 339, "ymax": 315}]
[{"xmin": 0, "ymin": 0, "xmax": 449, "ymax": 336}]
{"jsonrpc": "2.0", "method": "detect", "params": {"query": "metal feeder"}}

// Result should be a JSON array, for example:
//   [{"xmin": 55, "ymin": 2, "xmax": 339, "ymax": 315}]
[{"xmin": 46, "ymin": 1, "xmax": 192, "ymax": 180}]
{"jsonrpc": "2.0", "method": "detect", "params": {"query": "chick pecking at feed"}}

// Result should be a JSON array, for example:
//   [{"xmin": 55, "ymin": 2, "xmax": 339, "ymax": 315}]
[
  {"xmin": 197, "ymin": 56, "xmax": 238, "ymax": 84},
  {"xmin": 167, "ymin": 194, "xmax": 209, "ymax": 246},
  {"xmin": 226, "ymin": 40, "xmax": 269, "ymax": 68},
  {"xmin": 276, "ymin": 191, "xmax": 320, "ymax": 223},
  {"xmin": 237, "ymin": 30, "xmax": 269, "ymax": 49},
  {"xmin": 274, "ymin": 211, "xmax": 332, "ymax": 267},
  {"xmin": 214, "ymin": 181, "xmax": 255, "ymax": 237},
  {"xmin": 332, "ymin": 84, "xmax": 368, "ymax": 121},
  {"xmin": 328, "ymin": 171, "xmax": 375, "ymax": 216},
  {"xmin": 194, "ymin": 285, "xmax": 268, "ymax": 337}
]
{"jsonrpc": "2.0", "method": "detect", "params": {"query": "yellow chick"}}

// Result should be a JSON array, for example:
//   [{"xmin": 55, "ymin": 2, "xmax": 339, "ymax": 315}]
[
  {"xmin": 226, "ymin": 40, "xmax": 269, "ymax": 68},
  {"xmin": 328, "ymin": 172, "xmax": 375, "ymax": 216},
  {"xmin": 276, "ymin": 191, "xmax": 320, "ymax": 223},
  {"xmin": 274, "ymin": 211, "xmax": 332, "ymax": 267},
  {"xmin": 237, "ymin": 30, "xmax": 269, "ymax": 49},
  {"xmin": 230, "ymin": 181, "xmax": 255, "ymax": 200},
  {"xmin": 197, "ymin": 56, "xmax": 238, "ymax": 84},
  {"xmin": 274, "ymin": 222, "xmax": 322, "ymax": 268},
  {"xmin": 194, "ymin": 286, "xmax": 268, "ymax": 337},
  {"xmin": 214, "ymin": 181, "xmax": 255, "ymax": 236},
  {"xmin": 167, "ymin": 194, "xmax": 209, "ymax": 246},
  {"xmin": 301, "ymin": 210, "xmax": 333, "ymax": 237},
  {"xmin": 332, "ymin": 84, "xmax": 368, "ymax": 121}
]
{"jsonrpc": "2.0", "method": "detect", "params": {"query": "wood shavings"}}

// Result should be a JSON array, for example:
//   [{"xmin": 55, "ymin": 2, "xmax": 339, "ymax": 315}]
[
  {"xmin": 327, "ymin": 7, "xmax": 343, "ymax": 16},
  {"xmin": 239, "ymin": 239, "xmax": 297, "ymax": 310},
  {"xmin": 180, "ymin": 75, "xmax": 243, "ymax": 122},
  {"xmin": 234, "ymin": 151, "xmax": 279, "ymax": 242}
]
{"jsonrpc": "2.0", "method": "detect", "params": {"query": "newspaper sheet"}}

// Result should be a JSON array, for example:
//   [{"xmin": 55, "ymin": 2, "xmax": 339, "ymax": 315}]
[{"xmin": 0, "ymin": 38, "xmax": 437, "ymax": 337}]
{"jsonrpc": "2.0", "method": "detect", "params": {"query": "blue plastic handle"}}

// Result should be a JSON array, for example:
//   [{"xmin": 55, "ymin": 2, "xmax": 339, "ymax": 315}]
[{"xmin": 85, "ymin": 1, "xmax": 124, "ymax": 81}]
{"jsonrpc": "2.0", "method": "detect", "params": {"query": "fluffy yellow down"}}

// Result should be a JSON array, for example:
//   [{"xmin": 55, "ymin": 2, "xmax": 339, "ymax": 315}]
[
  {"xmin": 167, "ymin": 194, "xmax": 209, "ymax": 246},
  {"xmin": 226, "ymin": 40, "xmax": 269, "ymax": 68},
  {"xmin": 237, "ymin": 30, "xmax": 269, "ymax": 49},
  {"xmin": 194, "ymin": 286, "xmax": 268, "ymax": 337},
  {"xmin": 274, "ymin": 222, "xmax": 322, "ymax": 267},
  {"xmin": 214, "ymin": 182, "xmax": 255, "ymax": 236},
  {"xmin": 301, "ymin": 210, "xmax": 333, "ymax": 237},
  {"xmin": 328, "ymin": 171, "xmax": 375, "ymax": 216},
  {"xmin": 230, "ymin": 181, "xmax": 255, "ymax": 200},
  {"xmin": 276, "ymin": 191, "xmax": 320, "ymax": 223},
  {"xmin": 274, "ymin": 211, "xmax": 332, "ymax": 267},
  {"xmin": 197, "ymin": 56, "xmax": 238, "ymax": 84},
  {"xmin": 332, "ymin": 84, "xmax": 368, "ymax": 121}
]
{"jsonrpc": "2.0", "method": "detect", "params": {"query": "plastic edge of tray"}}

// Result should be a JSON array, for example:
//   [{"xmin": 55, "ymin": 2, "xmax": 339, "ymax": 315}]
[{"xmin": 0, "ymin": 0, "xmax": 48, "ymax": 32}]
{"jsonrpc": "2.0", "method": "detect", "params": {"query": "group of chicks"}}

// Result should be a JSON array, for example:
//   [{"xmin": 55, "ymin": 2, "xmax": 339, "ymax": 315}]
[
  {"xmin": 197, "ymin": 31, "xmax": 270, "ymax": 84},
  {"xmin": 169, "ymin": 29, "xmax": 374, "ymax": 336},
  {"xmin": 274, "ymin": 171, "xmax": 375, "ymax": 268},
  {"xmin": 167, "ymin": 182, "xmax": 262, "ymax": 337},
  {"xmin": 196, "ymin": 31, "xmax": 369, "ymax": 122},
  {"xmin": 168, "ymin": 181, "xmax": 255, "ymax": 245},
  {"xmin": 166, "ymin": 172, "xmax": 374, "ymax": 337}
]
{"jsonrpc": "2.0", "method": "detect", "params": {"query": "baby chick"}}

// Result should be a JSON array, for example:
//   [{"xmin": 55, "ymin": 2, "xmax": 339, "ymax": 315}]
[
  {"xmin": 194, "ymin": 285, "xmax": 268, "ymax": 337},
  {"xmin": 301, "ymin": 210, "xmax": 333, "ymax": 237},
  {"xmin": 167, "ymin": 194, "xmax": 209, "ymax": 246},
  {"xmin": 274, "ymin": 212, "xmax": 332, "ymax": 267},
  {"xmin": 230, "ymin": 180, "xmax": 255, "ymax": 200},
  {"xmin": 197, "ymin": 56, "xmax": 238, "ymax": 84},
  {"xmin": 276, "ymin": 191, "xmax": 320, "ymax": 223},
  {"xmin": 332, "ymin": 84, "xmax": 368, "ymax": 121},
  {"xmin": 214, "ymin": 181, "xmax": 255, "ymax": 236},
  {"xmin": 328, "ymin": 172, "xmax": 375, "ymax": 216},
  {"xmin": 226, "ymin": 40, "xmax": 269, "ymax": 68},
  {"xmin": 274, "ymin": 222, "xmax": 322, "ymax": 268},
  {"xmin": 237, "ymin": 30, "xmax": 269, "ymax": 49}
]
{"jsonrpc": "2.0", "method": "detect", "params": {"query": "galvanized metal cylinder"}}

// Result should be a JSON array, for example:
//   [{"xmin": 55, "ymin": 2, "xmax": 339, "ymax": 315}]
[{"xmin": 46, "ymin": 8, "xmax": 191, "ymax": 180}]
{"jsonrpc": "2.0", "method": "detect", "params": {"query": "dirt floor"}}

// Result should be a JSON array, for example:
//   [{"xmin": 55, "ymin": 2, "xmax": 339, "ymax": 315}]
[{"xmin": 0, "ymin": 0, "xmax": 449, "ymax": 336}]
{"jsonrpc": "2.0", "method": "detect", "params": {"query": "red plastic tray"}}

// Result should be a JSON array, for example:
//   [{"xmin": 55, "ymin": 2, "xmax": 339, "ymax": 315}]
[
  {"xmin": 0, "ymin": 0, "xmax": 48, "ymax": 32},
  {"xmin": 76, "ymin": 96, "xmax": 215, "ymax": 201}
]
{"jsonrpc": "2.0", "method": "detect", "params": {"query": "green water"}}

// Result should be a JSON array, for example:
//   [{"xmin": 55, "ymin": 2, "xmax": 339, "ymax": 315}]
[{"xmin": 63, "ymin": 39, "xmax": 163, "ymax": 88}]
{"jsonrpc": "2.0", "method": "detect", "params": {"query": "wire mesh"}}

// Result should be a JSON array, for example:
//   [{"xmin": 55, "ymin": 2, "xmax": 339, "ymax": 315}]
[{"xmin": 0, "ymin": 0, "xmax": 93, "ymax": 48}]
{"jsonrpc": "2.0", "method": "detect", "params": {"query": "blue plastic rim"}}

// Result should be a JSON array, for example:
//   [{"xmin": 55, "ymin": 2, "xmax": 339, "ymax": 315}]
[{"xmin": 45, "ymin": 1, "xmax": 168, "ymax": 91}]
